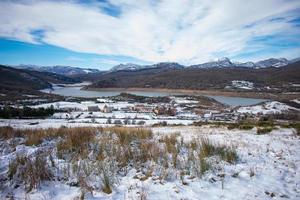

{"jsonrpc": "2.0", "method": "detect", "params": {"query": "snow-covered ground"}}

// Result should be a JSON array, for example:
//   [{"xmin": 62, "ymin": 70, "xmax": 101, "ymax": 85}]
[
  {"xmin": 237, "ymin": 101, "xmax": 299, "ymax": 115},
  {"xmin": 0, "ymin": 117, "xmax": 195, "ymax": 129},
  {"xmin": 0, "ymin": 126, "xmax": 299, "ymax": 199},
  {"xmin": 231, "ymin": 80, "xmax": 254, "ymax": 90}
]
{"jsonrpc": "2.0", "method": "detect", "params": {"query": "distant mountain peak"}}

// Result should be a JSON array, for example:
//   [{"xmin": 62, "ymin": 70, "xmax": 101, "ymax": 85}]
[
  {"xmin": 110, "ymin": 63, "xmax": 142, "ymax": 71},
  {"xmin": 110, "ymin": 62, "xmax": 183, "ymax": 72},
  {"xmin": 190, "ymin": 57, "xmax": 234, "ymax": 68}
]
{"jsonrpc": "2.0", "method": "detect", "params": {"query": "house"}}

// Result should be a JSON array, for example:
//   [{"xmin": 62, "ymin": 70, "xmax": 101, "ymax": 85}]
[
  {"xmin": 102, "ymin": 105, "xmax": 113, "ymax": 113},
  {"xmin": 88, "ymin": 106, "xmax": 100, "ymax": 112},
  {"xmin": 153, "ymin": 105, "xmax": 177, "ymax": 116},
  {"xmin": 121, "ymin": 106, "xmax": 133, "ymax": 112},
  {"xmin": 203, "ymin": 112, "xmax": 212, "ymax": 119},
  {"xmin": 134, "ymin": 104, "xmax": 154, "ymax": 113}
]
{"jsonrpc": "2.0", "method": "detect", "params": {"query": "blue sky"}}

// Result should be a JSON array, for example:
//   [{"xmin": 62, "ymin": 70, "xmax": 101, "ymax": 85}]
[
  {"xmin": 0, "ymin": 39, "xmax": 150, "ymax": 69},
  {"xmin": 0, "ymin": 0, "xmax": 300, "ymax": 70}
]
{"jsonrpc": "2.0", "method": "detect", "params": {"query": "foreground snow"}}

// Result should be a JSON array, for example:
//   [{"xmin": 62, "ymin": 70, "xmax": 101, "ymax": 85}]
[{"xmin": 0, "ymin": 126, "xmax": 299, "ymax": 199}]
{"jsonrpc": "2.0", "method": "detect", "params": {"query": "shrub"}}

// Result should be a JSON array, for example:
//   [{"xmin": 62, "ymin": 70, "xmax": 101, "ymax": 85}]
[
  {"xmin": 257, "ymin": 127, "xmax": 274, "ymax": 135},
  {"xmin": 238, "ymin": 124, "xmax": 254, "ymax": 130},
  {"xmin": 257, "ymin": 120, "xmax": 274, "ymax": 127},
  {"xmin": 227, "ymin": 123, "xmax": 254, "ymax": 130}
]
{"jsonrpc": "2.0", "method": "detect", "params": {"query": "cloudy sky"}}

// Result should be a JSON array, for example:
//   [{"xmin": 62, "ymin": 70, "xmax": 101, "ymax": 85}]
[{"xmin": 0, "ymin": 0, "xmax": 300, "ymax": 69}]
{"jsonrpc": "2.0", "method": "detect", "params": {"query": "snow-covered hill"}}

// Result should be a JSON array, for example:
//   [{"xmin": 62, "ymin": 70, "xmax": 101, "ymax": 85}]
[
  {"xmin": 110, "ymin": 63, "xmax": 144, "ymax": 71},
  {"xmin": 255, "ymin": 58, "xmax": 289, "ymax": 68},
  {"xmin": 190, "ymin": 57, "xmax": 290, "ymax": 69}
]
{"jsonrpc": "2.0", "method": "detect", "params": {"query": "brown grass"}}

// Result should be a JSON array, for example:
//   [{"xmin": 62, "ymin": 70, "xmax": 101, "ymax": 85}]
[
  {"xmin": 199, "ymin": 138, "xmax": 238, "ymax": 164},
  {"xmin": 104, "ymin": 127, "xmax": 153, "ymax": 145},
  {"xmin": 257, "ymin": 127, "xmax": 274, "ymax": 134},
  {"xmin": 57, "ymin": 127, "xmax": 97, "ymax": 160},
  {"xmin": 3, "ymin": 126, "xmax": 241, "ymax": 192},
  {"xmin": 0, "ymin": 126, "xmax": 101, "ymax": 146}
]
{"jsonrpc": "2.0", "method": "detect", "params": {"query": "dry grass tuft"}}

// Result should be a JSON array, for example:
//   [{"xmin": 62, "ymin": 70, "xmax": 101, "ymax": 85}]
[
  {"xmin": 1, "ymin": 126, "xmax": 101, "ymax": 146},
  {"xmin": 104, "ymin": 127, "xmax": 153, "ymax": 145},
  {"xmin": 57, "ymin": 127, "xmax": 97, "ymax": 160},
  {"xmin": 199, "ymin": 138, "xmax": 238, "ymax": 164},
  {"xmin": 257, "ymin": 127, "xmax": 274, "ymax": 134}
]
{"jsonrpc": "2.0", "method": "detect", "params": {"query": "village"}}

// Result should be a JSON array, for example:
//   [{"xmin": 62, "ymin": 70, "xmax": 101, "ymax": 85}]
[{"xmin": 1, "ymin": 92, "xmax": 298, "ymax": 129}]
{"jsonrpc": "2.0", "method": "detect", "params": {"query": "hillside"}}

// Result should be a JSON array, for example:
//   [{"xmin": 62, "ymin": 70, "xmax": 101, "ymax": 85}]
[
  {"xmin": 0, "ymin": 65, "xmax": 78, "ymax": 93},
  {"xmin": 14, "ymin": 65, "xmax": 100, "ymax": 76},
  {"xmin": 87, "ymin": 61, "xmax": 300, "ymax": 91}
]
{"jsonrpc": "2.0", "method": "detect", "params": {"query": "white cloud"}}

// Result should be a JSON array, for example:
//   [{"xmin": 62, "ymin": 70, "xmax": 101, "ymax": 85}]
[{"xmin": 0, "ymin": 0, "xmax": 299, "ymax": 64}]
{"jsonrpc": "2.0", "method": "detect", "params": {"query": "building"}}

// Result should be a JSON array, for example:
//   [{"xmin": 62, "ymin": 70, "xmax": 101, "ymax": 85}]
[
  {"xmin": 88, "ymin": 106, "xmax": 100, "ymax": 112},
  {"xmin": 134, "ymin": 104, "xmax": 154, "ymax": 113},
  {"xmin": 102, "ymin": 105, "xmax": 113, "ymax": 113}
]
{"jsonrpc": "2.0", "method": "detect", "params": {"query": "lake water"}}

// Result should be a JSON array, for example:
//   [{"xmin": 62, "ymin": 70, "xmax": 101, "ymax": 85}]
[
  {"xmin": 42, "ymin": 86, "xmax": 267, "ymax": 106},
  {"xmin": 204, "ymin": 95, "xmax": 267, "ymax": 106}
]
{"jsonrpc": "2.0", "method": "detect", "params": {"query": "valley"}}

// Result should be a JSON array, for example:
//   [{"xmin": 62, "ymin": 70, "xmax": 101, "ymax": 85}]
[{"xmin": 0, "ymin": 58, "xmax": 299, "ymax": 200}]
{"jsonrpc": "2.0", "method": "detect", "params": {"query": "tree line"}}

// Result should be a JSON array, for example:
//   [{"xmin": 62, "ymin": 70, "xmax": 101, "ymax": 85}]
[{"xmin": 0, "ymin": 105, "xmax": 55, "ymax": 119}]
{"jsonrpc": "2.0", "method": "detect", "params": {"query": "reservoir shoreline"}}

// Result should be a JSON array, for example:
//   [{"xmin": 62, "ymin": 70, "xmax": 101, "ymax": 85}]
[{"xmin": 85, "ymin": 87, "xmax": 299, "ymax": 101}]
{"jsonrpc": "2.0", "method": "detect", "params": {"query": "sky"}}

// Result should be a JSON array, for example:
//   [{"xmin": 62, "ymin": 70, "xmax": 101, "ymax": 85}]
[{"xmin": 0, "ymin": 0, "xmax": 300, "ymax": 70}]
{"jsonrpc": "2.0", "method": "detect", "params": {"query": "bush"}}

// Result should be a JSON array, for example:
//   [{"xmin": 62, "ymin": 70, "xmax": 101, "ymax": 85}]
[
  {"xmin": 257, "ymin": 127, "xmax": 274, "ymax": 135},
  {"xmin": 238, "ymin": 124, "xmax": 255, "ymax": 130},
  {"xmin": 227, "ymin": 123, "xmax": 254, "ymax": 130}
]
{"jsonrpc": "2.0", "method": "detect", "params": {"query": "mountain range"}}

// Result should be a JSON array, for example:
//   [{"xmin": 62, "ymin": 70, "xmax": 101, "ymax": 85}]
[
  {"xmin": 0, "ymin": 59, "xmax": 299, "ymax": 99},
  {"xmin": 13, "ymin": 65, "xmax": 101, "ymax": 76},
  {"xmin": 87, "ymin": 60, "xmax": 300, "ymax": 91},
  {"xmin": 11, "ymin": 57, "xmax": 296, "ymax": 74}
]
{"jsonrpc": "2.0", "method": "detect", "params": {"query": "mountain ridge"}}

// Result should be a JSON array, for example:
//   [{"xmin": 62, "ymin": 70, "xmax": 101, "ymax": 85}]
[
  {"xmin": 13, "ymin": 65, "xmax": 101, "ymax": 76},
  {"xmin": 110, "ymin": 57, "xmax": 294, "ymax": 72},
  {"xmin": 87, "ymin": 61, "xmax": 300, "ymax": 91}
]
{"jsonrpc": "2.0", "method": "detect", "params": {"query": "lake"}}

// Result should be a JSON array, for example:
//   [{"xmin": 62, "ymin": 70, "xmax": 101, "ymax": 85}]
[{"xmin": 41, "ymin": 86, "xmax": 267, "ymax": 106}]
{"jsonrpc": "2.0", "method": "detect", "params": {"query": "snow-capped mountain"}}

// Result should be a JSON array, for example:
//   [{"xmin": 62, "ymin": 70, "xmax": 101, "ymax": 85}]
[
  {"xmin": 234, "ymin": 61, "xmax": 256, "ymax": 68},
  {"xmin": 14, "ymin": 65, "xmax": 100, "ymax": 76},
  {"xmin": 110, "ymin": 62, "xmax": 184, "ymax": 72},
  {"xmin": 151, "ymin": 62, "xmax": 184, "ymax": 69},
  {"xmin": 189, "ymin": 57, "xmax": 290, "ymax": 69},
  {"xmin": 110, "ymin": 63, "xmax": 144, "ymax": 71},
  {"xmin": 190, "ymin": 57, "xmax": 234, "ymax": 68},
  {"xmin": 110, "ymin": 57, "xmax": 292, "ymax": 71},
  {"xmin": 254, "ymin": 58, "xmax": 289, "ymax": 68}
]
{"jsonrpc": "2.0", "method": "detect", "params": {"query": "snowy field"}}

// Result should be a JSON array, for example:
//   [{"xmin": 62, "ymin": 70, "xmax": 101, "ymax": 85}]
[
  {"xmin": 237, "ymin": 101, "xmax": 299, "ymax": 115},
  {"xmin": 0, "ymin": 126, "xmax": 299, "ymax": 200}
]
